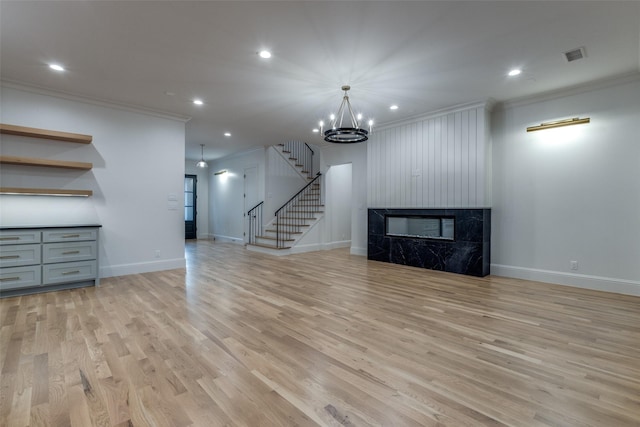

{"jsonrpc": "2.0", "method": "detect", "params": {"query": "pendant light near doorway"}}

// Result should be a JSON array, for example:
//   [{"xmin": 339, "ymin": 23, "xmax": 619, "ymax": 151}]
[{"xmin": 196, "ymin": 144, "xmax": 208, "ymax": 168}]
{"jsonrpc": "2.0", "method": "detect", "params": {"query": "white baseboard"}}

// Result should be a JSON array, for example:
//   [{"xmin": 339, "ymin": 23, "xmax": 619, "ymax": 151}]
[
  {"xmin": 247, "ymin": 241, "xmax": 356, "ymax": 257},
  {"xmin": 289, "ymin": 243, "xmax": 322, "ymax": 254},
  {"xmin": 101, "ymin": 258, "xmax": 186, "ymax": 278},
  {"xmin": 491, "ymin": 264, "xmax": 640, "ymax": 297},
  {"xmin": 211, "ymin": 234, "xmax": 244, "ymax": 244},
  {"xmin": 324, "ymin": 240, "xmax": 351, "ymax": 250},
  {"xmin": 350, "ymin": 246, "xmax": 367, "ymax": 256},
  {"xmin": 292, "ymin": 240, "xmax": 351, "ymax": 254}
]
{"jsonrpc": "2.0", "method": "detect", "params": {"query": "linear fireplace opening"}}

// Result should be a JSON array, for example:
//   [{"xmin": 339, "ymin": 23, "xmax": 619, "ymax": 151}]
[{"xmin": 385, "ymin": 215, "xmax": 455, "ymax": 241}]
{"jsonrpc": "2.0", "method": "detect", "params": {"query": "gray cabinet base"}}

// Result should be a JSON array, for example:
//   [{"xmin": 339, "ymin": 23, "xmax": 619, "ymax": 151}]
[{"xmin": 0, "ymin": 280, "xmax": 95, "ymax": 298}]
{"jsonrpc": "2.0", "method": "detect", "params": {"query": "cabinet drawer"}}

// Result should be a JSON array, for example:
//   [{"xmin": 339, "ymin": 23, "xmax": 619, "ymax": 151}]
[
  {"xmin": 0, "ymin": 244, "xmax": 41, "ymax": 268},
  {"xmin": 0, "ymin": 265, "xmax": 42, "ymax": 291},
  {"xmin": 43, "ymin": 229, "xmax": 97, "ymax": 243},
  {"xmin": 43, "ymin": 260, "xmax": 97, "ymax": 285},
  {"xmin": 43, "ymin": 241, "xmax": 97, "ymax": 264},
  {"xmin": 0, "ymin": 230, "xmax": 41, "ymax": 245}
]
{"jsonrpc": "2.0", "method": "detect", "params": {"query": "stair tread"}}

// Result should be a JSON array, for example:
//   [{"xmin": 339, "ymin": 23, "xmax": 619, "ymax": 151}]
[
  {"xmin": 249, "ymin": 243, "xmax": 291, "ymax": 250},
  {"xmin": 286, "ymin": 212, "xmax": 324, "ymax": 215},
  {"xmin": 265, "ymin": 230, "xmax": 303, "ymax": 234},
  {"xmin": 256, "ymin": 235, "xmax": 294, "ymax": 241},
  {"xmin": 278, "ymin": 217, "xmax": 315, "ymax": 220}
]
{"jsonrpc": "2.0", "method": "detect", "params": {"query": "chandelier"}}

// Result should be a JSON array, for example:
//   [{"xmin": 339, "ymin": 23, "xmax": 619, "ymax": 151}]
[{"xmin": 319, "ymin": 85, "xmax": 373, "ymax": 143}]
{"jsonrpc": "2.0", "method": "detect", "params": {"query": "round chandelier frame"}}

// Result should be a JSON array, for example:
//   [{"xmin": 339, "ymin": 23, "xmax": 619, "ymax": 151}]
[{"xmin": 320, "ymin": 85, "xmax": 372, "ymax": 144}]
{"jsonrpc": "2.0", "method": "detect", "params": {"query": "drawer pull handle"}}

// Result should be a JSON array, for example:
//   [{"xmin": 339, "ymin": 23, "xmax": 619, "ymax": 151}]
[
  {"xmin": 0, "ymin": 255, "xmax": 20, "ymax": 259},
  {"xmin": 62, "ymin": 250, "xmax": 81, "ymax": 255},
  {"xmin": 0, "ymin": 277, "xmax": 20, "ymax": 281},
  {"xmin": 61, "ymin": 270, "xmax": 81, "ymax": 276},
  {"xmin": 0, "ymin": 237, "xmax": 20, "ymax": 241},
  {"xmin": 61, "ymin": 234, "xmax": 81, "ymax": 238}
]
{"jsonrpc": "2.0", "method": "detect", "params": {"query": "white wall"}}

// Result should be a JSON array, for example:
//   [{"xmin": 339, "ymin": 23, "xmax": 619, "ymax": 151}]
[
  {"xmin": 367, "ymin": 102, "xmax": 491, "ymax": 208},
  {"xmin": 0, "ymin": 85, "xmax": 187, "ymax": 277},
  {"xmin": 491, "ymin": 77, "xmax": 640, "ymax": 295},
  {"xmin": 185, "ymin": 161, "xmax": 209, "ymax": 239},
  {"xmin": 320, "ymin": 143, "xmax": 367, "ymax": 255},
  {"xmin": 208, "ymin": 148, "xmax": 265, "ymax": 243},
  {"xmin": 264, "ymin": 146, "xmax": 308, "ymax": 222}
]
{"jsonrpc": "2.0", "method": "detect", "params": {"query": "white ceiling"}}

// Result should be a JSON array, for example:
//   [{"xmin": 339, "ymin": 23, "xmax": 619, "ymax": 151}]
[{"xmin": 1, "ymin": 1, "xmax": 639, "ymax": 162}]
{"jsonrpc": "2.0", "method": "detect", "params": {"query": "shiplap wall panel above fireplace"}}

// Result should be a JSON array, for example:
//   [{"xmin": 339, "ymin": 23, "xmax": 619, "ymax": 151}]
[{"xmin": 367, "ymin": 102, "xmax": 491, "ymax": 208}]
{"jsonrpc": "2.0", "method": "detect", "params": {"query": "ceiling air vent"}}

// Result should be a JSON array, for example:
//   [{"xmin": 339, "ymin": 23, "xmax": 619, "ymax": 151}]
[{"xmin": 564, "ymin": 47, "xmax": 586, "ymax": 62}]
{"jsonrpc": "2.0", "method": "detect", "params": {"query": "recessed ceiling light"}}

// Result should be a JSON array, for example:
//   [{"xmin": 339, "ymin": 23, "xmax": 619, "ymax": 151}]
[
  {"xmin": 49, "ymin": 63, "xmax": 65, "ymax": 72},
  {"xmin": 224, "ymin": 132, "xmax": 231, "ymax": 137},
  {"xmin": 312, "ymin": 128, "xmax": 319, "ymax": 133},
  {"xmin": 508, "ymin": 69, "xmax": 522, "ymax": 77},
  {"xmin": 390, "ymin": 105, "xmax": 399, "ymax": 110},
  {"xmin": 258, "ymin": 50, "xmax": 272, "ymax": 59},
  {"xmin": 193, "ymin": 99, "xmax": 204, "ymax": 105}
]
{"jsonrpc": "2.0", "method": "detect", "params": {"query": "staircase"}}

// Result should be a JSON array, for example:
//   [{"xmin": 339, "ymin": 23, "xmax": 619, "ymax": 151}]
[
  {"xmin": 247, "ymin": 142, "xmax": 324, "ymax": 252},
  {"xmin": 278, "ymin": 141, "xmax": 315, "ymax": 180}
]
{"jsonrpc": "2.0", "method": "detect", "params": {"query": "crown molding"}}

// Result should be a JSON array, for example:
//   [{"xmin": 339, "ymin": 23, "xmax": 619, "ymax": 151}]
[
  {"xmin": 376, "ymin": 99, "xmax": 494, "ymax": 132},
  {"xmin": 494, "ymin": 71, "xmax": 640, "ymax": 111},
  {"xmin": 1, "ymin": 80, "xmax": 192, "ymax": 123},
  {"xmin": 210, "ymin": 146, "xmax": 266, "ymax": 164}
]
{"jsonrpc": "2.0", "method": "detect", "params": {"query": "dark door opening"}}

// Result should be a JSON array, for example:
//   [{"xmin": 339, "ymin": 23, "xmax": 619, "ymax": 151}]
[{"xmin": 185, "ymin": 174, "xmax": 197, "ymax": 239}]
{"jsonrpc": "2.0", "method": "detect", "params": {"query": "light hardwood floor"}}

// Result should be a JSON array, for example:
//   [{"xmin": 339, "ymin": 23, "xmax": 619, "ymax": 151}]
[{"xmin": 1, "ymin": 240, "xmax": 639, "ymax": 426}]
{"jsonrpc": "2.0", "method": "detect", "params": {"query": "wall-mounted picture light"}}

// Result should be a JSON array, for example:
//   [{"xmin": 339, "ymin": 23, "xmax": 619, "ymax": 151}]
[
  {"xmin": 526, "ymin": 117, "xmax": 590, "ymax": 132},
  {"xmin": 214, "ymin": 170, "xmax": 227, "ymax": 176}
]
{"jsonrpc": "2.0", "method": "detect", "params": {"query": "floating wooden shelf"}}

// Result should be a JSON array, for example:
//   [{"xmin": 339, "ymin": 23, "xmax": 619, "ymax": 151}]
[
  {"xmin": 0, "ymin": 124, "xmax": 93, "ymax": 144},
  {"xmin": 1, "ymin": 124, "xmax": 94, "ymax": 197},
  {"xmin": 0, "ymin": 187, "xmax": 93, "ymax": 197},
  {"xmin": 0, "ymin": 156, "xmax": 92, "ymax": 170}
]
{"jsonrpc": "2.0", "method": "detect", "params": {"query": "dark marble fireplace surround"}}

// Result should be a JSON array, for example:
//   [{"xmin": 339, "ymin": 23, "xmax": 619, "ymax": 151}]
[{"xmin": 368, "ymin": 208, "xmax": 491, "ymax": 277}]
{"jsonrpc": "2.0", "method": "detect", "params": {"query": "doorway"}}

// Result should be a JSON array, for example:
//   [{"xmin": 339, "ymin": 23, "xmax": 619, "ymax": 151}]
[
  {"xmin": 325, "ymin": 163, "xmax": 353, "ymax": 247},
  {"xmin": 243, "ymin": 166, "xmax": 258, "ymax": 243},
  {"xmin": 185, "ymin": 174, "xmax": 197, "ymax": 239}
]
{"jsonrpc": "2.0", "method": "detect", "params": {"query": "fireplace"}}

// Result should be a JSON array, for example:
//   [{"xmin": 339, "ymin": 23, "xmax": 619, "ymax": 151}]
[
  {"xmin": 368, "ymin": 208, "xmax": 491, "ymax": 277},
  {"xmin": 386, "ymin": 215, "xmax": 455, "ymax": 240}
]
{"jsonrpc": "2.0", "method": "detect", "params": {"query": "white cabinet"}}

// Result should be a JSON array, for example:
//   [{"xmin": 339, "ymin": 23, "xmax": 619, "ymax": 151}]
[{"xmin": 0, "ymin": 225, "xmax": 100, "ymax": 296}]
